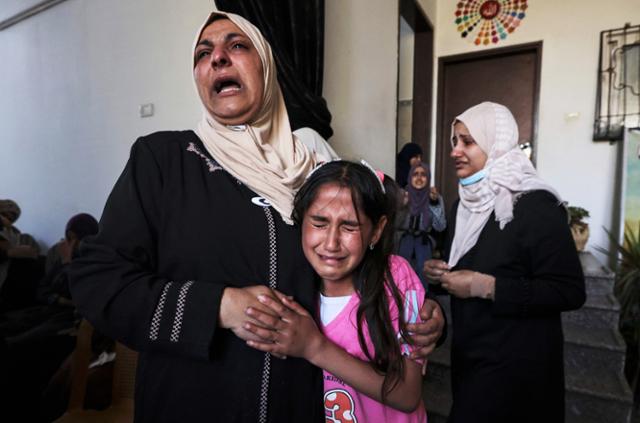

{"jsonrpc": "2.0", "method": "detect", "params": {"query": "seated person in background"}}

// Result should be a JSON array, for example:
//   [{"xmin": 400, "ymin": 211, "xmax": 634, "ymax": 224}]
[
  {"xmin": 0, "ymin": 199, "xmax": 40, "ymax": 259},
  {"xmin": 1, "ymin": 213, "xmax": 98, "ymax": 342},
  {"xmin": 38, "ymin": 213, "xmax": 99, "ymax": 307},
  {"xmin": 0, "ymin": 213, "xmax": 98, "ymax": 422},
  {"xmin": 0, "ymin": 217, "xmax": 7, "ymax": 275},
  {"xmin": 0, "ymin": 199, "xmax": 41, "ymax": 310}
]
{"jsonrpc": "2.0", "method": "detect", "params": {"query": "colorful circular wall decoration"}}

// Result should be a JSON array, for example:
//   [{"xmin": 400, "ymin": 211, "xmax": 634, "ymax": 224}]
[{"xmin": 455, "ymin": 0, "xmax": 528, "ymax": 46}]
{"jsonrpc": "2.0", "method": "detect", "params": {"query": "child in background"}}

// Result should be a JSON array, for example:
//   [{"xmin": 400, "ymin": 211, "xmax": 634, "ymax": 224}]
[
  {"xmin": 244, "ymin": 160, "xmax": 427, "ymax": 422},
  {"xmin": 396, "ymin": 142, "xmax": 423, "ymax": 188},
  {"xmin": 398, "ymin": 162, "xmax": 446, "ymax": 287}
]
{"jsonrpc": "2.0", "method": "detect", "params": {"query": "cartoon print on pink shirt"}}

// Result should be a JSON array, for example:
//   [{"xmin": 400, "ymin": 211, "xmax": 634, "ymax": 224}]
[{"xmin": 325, "ymin": 388, "xmax": 358, "ymax": 423}]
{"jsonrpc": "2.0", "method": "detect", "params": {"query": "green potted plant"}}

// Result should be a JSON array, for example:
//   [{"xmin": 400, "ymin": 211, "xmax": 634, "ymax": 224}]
[
  {"xmin": 568, "ymin": 205, "xmax": 590, "ymax": 251},
  {"xmin": 599, "ymin": 224, "xmax": 640, "ymax": 398}
]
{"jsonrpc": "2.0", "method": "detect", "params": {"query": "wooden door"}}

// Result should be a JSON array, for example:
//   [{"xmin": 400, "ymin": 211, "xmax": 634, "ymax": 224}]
[{"xmin": 436, "ymin": 42, "xmax": 542, "ymax": 213}]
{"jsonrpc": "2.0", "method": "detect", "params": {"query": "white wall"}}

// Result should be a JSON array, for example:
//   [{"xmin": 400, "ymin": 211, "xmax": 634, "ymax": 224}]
[
  {"xmin": 3, "ymin": 0, "xmax": 636, "ymax": 263},
  {"xmin": 433, "ymin": 0, "xmax": 640, "ymax": 261},
  {"xmin": 5, "ymin": 0, "xmax": 408, "ymax": 248},
  {"xmin": 323, "ymin": 0, "xmax": 437, "ymax": 173},
  {"xmin": 0, "ymin": 0, "xmax": 214, "ymax": 248},
  {"xmin": 416, "ymin": 0, "xmax": 436, "ymax": 26},
  {"xmin": 324, "ymin": 0, "xmax": 399, "ymax": 175},
  {"xmin": 1, "ymin": 0, "xmax": 46, "ymax": 22},
  {"xmin": 398, "ymin": 17, "xmax": 415, "ymax": 102},
  {"xmin": 397, "ymin": 16, "xmax": 415, "ymax": 150}
]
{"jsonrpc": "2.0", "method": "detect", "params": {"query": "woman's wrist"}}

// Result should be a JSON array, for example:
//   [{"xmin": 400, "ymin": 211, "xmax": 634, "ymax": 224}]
[
  {"xmin": 470, "ymin": 272, "xmax": 495, "ymax": 300},
  {"xmin": 218, "ymin": 287, "xmax": 238, "ymax": 329}
]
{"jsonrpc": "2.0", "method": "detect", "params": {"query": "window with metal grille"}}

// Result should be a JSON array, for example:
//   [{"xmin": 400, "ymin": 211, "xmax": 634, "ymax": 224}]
[{"xmin": 594, "ymin": 24, "xmax": 640, "ymax": 141}]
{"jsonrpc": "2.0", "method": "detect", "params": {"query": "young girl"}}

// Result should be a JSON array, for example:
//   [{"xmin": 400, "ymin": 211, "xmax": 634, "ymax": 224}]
[
  {"xmin": 398, "ymin": 162, "xmax": 446, "ymax": 287},
  {"xmin": 396, "ymin": 142, "xmax": 423, "ymax": 188},
  {"xmin": 244, "ymin": 160, "xmax": 427, "ymax": 422}
]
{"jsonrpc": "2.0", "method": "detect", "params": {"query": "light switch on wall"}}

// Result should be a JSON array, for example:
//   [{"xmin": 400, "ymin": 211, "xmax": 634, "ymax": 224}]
[
  {"xmin": 139, "ymin": 103, "xmax": 154, "ymax": 118},
  {"xmin": 564, "ymin": 112, "xmax": 580, "ymax": 121}
]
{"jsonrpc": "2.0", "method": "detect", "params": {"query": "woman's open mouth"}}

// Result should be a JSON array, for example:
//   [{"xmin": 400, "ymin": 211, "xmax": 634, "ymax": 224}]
[{"xmin": 214, "ymin": 77, "xmax": 242, "ymax": 94}]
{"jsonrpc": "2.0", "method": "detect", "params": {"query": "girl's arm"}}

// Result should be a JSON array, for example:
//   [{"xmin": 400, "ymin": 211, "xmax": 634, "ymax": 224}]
[{"xmin": 244, "ymin": 293, "xmax": 423, "ymax": 412}]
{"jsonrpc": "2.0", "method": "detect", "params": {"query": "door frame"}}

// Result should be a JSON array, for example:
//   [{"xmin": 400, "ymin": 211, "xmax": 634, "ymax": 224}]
[
  {"xmin": 435, "ymin": 41, "xmax": 543, "ymax": 191},
  {"xmin": 397, "ymin": 0, "xmax": 434, "ymax": 158}
]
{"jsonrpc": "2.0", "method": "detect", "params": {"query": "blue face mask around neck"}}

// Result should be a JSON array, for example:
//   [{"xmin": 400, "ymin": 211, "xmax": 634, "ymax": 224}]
[{"xmin": 459, "ymin": 169, "xmax": 487, "ymax": 186}]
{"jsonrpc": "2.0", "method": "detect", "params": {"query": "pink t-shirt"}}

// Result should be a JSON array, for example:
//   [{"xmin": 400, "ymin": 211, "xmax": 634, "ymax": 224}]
[{"xmin": 321, "ymin": 255, "xmax": 427, "ymax": 423}]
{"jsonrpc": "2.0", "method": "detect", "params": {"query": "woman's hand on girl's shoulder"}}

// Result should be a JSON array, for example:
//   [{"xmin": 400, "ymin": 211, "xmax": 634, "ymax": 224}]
[{"xmin": 244, "ymin": 290, "xmax": 325, "ymax": 361}]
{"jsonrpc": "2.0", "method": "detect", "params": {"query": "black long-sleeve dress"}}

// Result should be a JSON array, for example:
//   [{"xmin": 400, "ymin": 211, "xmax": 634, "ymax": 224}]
[
  {"xmin": 69, "ymin": 131, "xmax": 324, "ymax": 422},
  {"xmin": 442, "ymin": 191, "xmax": 585, "ymax": 423}
]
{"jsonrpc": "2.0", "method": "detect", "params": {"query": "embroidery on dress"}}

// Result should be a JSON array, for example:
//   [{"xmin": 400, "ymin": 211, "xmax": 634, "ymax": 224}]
[{"xmin": 186, "ymin": 142, "xmax": 223, "ymax": 173}]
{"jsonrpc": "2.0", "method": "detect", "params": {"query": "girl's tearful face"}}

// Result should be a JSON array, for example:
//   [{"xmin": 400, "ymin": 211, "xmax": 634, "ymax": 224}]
[{"xmin": 301, "ymin": 183, "xmax": 384, "ymax": 295}]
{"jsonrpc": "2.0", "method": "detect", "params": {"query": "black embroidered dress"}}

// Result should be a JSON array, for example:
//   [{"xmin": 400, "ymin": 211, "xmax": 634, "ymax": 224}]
[{"xmin": 69, "ymin": 131, "xmax": 324, "ymax": 422}]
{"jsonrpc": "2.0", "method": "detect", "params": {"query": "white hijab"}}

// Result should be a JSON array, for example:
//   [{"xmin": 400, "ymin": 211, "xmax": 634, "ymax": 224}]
[
  {"xmin": 193, "ymin": 12, "xmax": 316, "ymax": 224},
  {"xmin": 447, "ymin": 102, "xmax": 562, "ymax": 267}
]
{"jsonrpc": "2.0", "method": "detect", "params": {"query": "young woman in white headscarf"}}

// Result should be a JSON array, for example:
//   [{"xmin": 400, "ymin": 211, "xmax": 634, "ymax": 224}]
[
  {"xmin": 70, "ymin": 11, "xmax": 444, "ymax": 423},
  {"xmin": 424, "ymin": 102, "xmax": 585, "ymax": 423}
]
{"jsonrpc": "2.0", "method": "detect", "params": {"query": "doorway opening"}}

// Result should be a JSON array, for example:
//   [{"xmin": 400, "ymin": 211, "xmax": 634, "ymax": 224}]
[{"xmin": 397, "ymin": 0, "xmax": 434, "ymax": 164}]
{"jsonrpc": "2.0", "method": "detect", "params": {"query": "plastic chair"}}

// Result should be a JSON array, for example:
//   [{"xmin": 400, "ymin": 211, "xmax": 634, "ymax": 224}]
[{"xmin": 54, "ymin": 320, "xmax": 137, "ymax": 423}]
